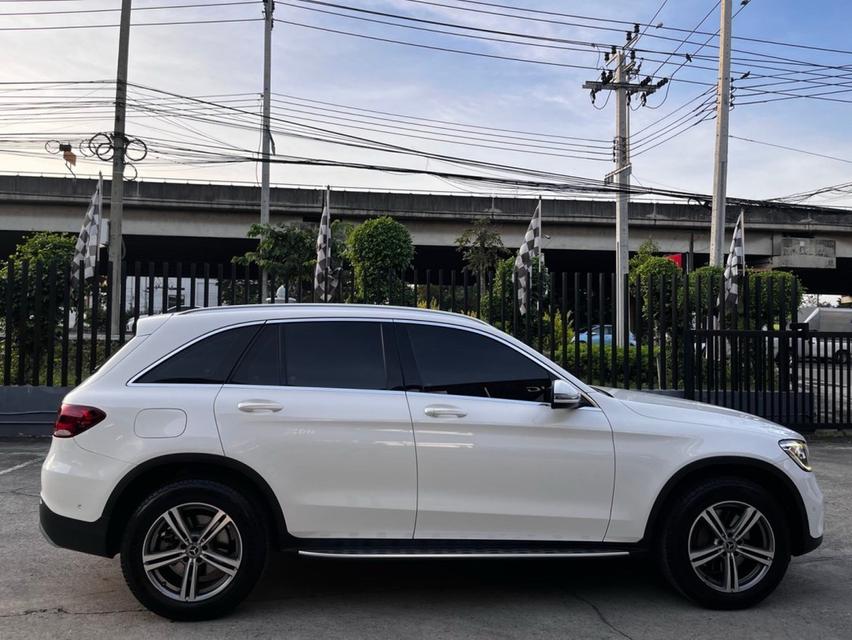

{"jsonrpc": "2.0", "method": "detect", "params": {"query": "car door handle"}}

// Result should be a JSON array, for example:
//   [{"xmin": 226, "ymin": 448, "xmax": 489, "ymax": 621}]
[
  {"xmin": 424, "ymin": 405, "xmax": 467, "ymax": 418},
  {"xmin": 238, "ymin": 400, "xmax": 283, "ymax": 413}
]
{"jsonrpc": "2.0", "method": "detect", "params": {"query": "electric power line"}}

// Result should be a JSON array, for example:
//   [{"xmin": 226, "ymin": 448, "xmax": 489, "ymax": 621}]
[{"xmin": 730, "ymin": 134, "xmax": 852, "ymax": 164}]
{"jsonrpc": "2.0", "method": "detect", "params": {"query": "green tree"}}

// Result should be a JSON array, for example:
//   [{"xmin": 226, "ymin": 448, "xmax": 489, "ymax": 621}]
[
  {"xmin": 1, "ymin": 231, "xmax": 76, "ymax": 275},
  {"xmin": 686, "ymin": 265, "xmax": 725, "ymax": 324},
  {"xmin": 455, "ymin": 217, "xmax": 507, "ymax": 275},
  {"xmin": 233, "ymin": 222, "xmax": 315, "ymax": 283},
  {"xmin": 346, "ymin": 216, "xmax": 414, "ymax": 303},
  {"xmin": 629, "ymin": 239, "xmax": 684, "ymax": 336},
  {"xmin": 745, "ymin": 269, "xmax": 804, "ymax": 327},
  {"xmin": 479, "ymin": 255, "xmax": 550, "ymax": 336},
  {"xmin": 687, "ymin": 266, "xmax": 803, "ymax": 328},
  {"xmin": 629, "ymin": 240, "xmax": 681, "ymax": 291},
  {"xmin": 232, "ymin": 221, "xmax": 350, "ymax": 300},
  {"xmin": 0, "ymin": 232, "xmax": 77, "ymax": 382}
]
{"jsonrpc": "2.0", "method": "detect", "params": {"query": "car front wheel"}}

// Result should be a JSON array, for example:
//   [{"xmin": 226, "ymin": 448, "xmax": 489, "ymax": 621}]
[
  {"xmin": 657, "ymin": 477, "xmax": 790, "ymax": 609},
  {"xmin": 120, "ymin": 479, "xmax": 268, "ymax": 620}
]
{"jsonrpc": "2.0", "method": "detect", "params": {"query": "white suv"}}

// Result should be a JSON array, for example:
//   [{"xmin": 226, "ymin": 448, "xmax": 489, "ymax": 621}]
[{"xmin": 40, "ymin": 305, "xmax": 824, "ymax": 620}]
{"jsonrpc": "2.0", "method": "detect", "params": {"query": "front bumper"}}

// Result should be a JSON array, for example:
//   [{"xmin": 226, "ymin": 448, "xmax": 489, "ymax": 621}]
[
  {"xmin": 40, "ymin": 500, "xmax": 113, "ymax": 558},
  {"xmin": 799, "ymin": 533, "xmax": 823, "ymax": 555},
  {"xmin": 784, "ymin": 458, "xmax": 825, "ymax": 549}
]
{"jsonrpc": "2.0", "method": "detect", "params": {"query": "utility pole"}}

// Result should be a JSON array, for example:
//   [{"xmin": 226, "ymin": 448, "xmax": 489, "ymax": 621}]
[
  {"xmin": 613, "ymin": 52, "xmax": 630, "ymax": 347},
  {"xmin": 709, "ymin": 0, "xmax": 733, "ymax": 266},
  {"xmin": 108, "ymin": 0, "xmax": 131, "ymax": 333},
  {"xmin": 583, "ymin": 34, "xmax": 667, "ymax": 345},
  {"xmin": 260, "ymin": 0, "xmax": 274, "ymax": 302}
]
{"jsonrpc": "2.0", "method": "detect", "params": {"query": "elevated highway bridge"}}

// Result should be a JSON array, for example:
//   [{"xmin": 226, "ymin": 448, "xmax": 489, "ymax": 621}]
[{"xmin": 1, "ymin": 175, "xmax": 850, "ymax": 293}]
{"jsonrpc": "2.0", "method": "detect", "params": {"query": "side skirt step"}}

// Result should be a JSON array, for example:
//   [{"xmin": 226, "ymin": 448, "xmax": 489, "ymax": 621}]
[{"xmin": 297, "ymin": 547, "xmax": 633, "ymax": 559}]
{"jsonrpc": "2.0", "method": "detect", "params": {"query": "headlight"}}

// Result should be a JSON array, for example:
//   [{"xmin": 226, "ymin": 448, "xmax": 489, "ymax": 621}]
[{"xmin": 779, "ymin": 439, "xmax": 812, "ymax": 472}]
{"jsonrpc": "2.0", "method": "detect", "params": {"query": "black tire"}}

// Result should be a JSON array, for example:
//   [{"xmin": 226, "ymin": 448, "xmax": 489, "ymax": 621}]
[
  {"xmin": 834, "ymin": 349, "xmax": 849, "ymax": 365},
  {"xmin": 657, "ymin": 477, "xmax": 790, "ymax": 610},
  {"xmin": 120, "ymin": 479, "xmax": 268, "ymax": 621}
]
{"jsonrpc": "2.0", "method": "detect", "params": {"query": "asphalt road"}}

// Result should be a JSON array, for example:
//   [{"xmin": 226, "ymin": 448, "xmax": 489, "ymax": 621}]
[{"xmin": 1, "ymin": 438, "xmax": 851, "ymax": 640}]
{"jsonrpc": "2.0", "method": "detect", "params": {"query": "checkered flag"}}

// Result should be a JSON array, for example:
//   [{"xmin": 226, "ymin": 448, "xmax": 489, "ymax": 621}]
[
  {"xmin": 723, "ymin": 210, "xmax": 745, "ymax": 306},
  {"xmin": 514, "ymin": 198, "xmax": 542, "ymax": 316},
  {"xmin": 70, "ymin": 175, "xmax": 103, "ymax": 290},
  {"xmin": 314, "ymin": 186, "xmax": 339, "ymax": 302}
]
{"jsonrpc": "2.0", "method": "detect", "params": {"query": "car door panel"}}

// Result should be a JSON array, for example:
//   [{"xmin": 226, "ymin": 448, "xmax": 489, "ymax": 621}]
[
  {"xmin": 408, "ymin": 393, "xmax": 614, "ymax": 541},
  {"xmin": 215, "ymin": 385, "xmax": 416, "ymax": 539},
  {"xmin": 396, "ymin": 321, "xmax": 615, "ymax": 542},
  {"xmin": 214, "ymin": 320, "xmax": 417, "ymax": 539}
]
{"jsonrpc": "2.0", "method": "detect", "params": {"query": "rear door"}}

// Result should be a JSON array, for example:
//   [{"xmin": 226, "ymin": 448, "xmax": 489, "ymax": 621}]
[{"xmin": 215, "ymin": 320, "xmax": 417, "ymax": 539}]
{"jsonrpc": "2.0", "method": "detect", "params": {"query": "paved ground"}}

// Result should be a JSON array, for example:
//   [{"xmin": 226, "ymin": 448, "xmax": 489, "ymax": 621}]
[{"xmin": 1, "ymin": 439, "xmax": 851, "ymax": 640}]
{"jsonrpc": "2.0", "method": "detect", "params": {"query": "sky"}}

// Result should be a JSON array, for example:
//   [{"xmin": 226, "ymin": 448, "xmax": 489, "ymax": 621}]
[{"xmin": 1, "ymin": 0, "xmax": 852, "ymax": 208}]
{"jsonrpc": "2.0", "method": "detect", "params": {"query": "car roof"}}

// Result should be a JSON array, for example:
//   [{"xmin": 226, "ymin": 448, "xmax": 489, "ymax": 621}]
[{"xmin": 176, "ymin": 304, "xmax": 490, "ymax": 327}]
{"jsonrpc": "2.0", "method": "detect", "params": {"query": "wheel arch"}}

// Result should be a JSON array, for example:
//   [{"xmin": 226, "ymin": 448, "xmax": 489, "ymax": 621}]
[
  {"xmin": 643, "ymin": 456, "xmax": 812, "ymax": 556},
  {"xmin": 102, "ymin": 453, "xmax": 291, "ymax": 557}
]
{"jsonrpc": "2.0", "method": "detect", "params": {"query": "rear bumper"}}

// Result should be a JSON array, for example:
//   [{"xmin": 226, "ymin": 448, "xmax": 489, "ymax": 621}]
[{"xmin": 39, "ymin": 500, "xmax": 113, "ymax": 558}]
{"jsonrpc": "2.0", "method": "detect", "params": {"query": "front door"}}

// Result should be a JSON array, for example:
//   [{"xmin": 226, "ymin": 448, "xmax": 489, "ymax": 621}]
[
  {"xmin": 397, "ymin": 322, "xmax": 614, "ymax": 542},
  {"xmin": 215, "ymin": 320, "xmax": 417, "ymax": 539}
]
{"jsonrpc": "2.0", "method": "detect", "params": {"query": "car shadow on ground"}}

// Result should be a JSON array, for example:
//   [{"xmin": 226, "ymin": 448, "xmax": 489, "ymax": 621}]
[{"xmin": 249, "ymin": 552, "xmax": 677, "ymax": 608}]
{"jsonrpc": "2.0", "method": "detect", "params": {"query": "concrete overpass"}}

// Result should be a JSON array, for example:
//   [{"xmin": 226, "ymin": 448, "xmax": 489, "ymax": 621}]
[{"xmin": 1, "ymin": 175, "xmax": 850, "ymax": 292}]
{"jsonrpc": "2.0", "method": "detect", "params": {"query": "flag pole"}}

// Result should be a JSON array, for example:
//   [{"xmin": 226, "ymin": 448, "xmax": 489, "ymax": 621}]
[
  {"xmin": 94, "ymin": 173, "xmax": 103, "ymax": 314},
  {"xmin": 98, "ymin": 172, "xmax": 103, "ymax": 274},
  {"xmin": 325, "ymin": 186, "xmax": 330, "ymax": 303}
]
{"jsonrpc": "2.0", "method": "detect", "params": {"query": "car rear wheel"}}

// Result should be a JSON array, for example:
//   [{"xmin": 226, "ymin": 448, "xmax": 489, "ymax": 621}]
[
  {"xmin": 657, "ymin": 477, "xmax": 790, "ymax": 609},
  {"xmin": 120, "ymin": 479, "xmax": 268, "ymax": 620}
]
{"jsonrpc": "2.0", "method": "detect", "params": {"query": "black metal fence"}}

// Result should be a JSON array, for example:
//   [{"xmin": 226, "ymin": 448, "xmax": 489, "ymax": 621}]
[
  {"xmin": 1, "ymin": 258, "xmax": 847, "ymax": 430},
  {"xmin": 685, "ymin": 327, "xmax": 851, "ymax": 429}
]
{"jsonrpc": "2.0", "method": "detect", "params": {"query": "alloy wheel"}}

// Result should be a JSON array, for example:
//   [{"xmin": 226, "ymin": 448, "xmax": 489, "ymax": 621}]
[
  {"xmin": 142, "ymin": 502, "xmax": 243, "ymax": 602},
  {"xmin": 687, "ymin": 500, "xmax": 775, "ymax": 594}
]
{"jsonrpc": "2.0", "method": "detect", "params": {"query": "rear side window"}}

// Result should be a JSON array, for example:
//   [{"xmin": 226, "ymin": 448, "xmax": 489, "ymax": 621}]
[
  {"xmin": 400, "ymin": 323, "xmax": 552, "ymax": 402},
  {"xmin": 230, "ymin": 324, "xmax": 280, "ymax": 386},
  {"xmin": 136, "ymin": 325, "xmax": 259, "ymax": 384},
  {"xmin": 282, "ymin": 321, "xmax": 389, "ymax": 390}
]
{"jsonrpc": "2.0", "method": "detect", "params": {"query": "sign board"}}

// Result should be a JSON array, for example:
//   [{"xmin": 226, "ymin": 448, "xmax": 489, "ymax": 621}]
[{"xmin": 770, "ymin": 237, "xmax": 836, "ymax": 269}]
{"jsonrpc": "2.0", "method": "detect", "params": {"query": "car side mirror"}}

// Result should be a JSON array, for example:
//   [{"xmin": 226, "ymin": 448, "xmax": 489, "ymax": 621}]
[{"xmin": 551, "ymin": 379, "xmax": 582, "ymax": 409}]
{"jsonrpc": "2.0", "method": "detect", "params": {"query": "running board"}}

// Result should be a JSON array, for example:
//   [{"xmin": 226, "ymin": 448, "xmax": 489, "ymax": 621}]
[{"xmin": 298, "ymin": 548, "xmax": 631, "ymax": 559}]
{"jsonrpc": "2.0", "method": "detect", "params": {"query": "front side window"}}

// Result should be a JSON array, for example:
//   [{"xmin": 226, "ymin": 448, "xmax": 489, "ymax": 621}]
[
  {"xmin": 136, "ymin": 325, "xmax": 259, "ymax": 384},
  {"xmin": 282, "ymin": 321, "xmax": 389, "ymax": 390},
  {"xmin": 400, "ymin": 323, "xmax": 552, "ymax": 402}
]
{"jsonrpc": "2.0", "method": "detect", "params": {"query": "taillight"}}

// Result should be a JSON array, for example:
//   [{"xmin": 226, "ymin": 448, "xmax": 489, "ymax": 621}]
[{"xmin": 54, "ymin": 404, "xmax": 106, "ymax": 438}]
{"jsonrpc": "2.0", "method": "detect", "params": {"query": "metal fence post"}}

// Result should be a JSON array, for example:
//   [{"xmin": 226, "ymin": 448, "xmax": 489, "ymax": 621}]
[{"xmin": 683, "ymin": 328, "xmax": 695, "ymax": 400}]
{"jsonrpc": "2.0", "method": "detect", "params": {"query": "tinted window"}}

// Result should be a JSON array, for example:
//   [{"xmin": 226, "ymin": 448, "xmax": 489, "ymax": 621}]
[
  {"xmin": 137, "ymin": 325, "xmax": 259, "ymax": 384},
  {"xmin": 282, "ymin": 322, "xmax": 388, "ymax": 390},
  {"xmin": 230, "ymin": 324, "xmax": 280, "ymax": 386},
  {"xmin": 402, "ymin": 324, "xmax": 552, "ymax": 402}
]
